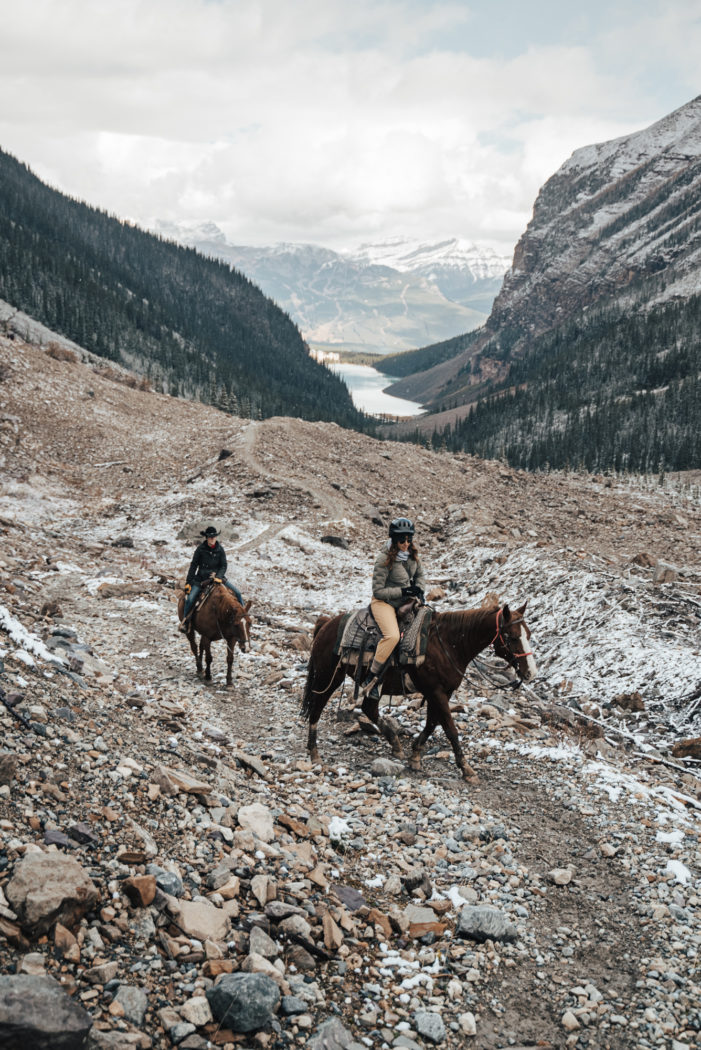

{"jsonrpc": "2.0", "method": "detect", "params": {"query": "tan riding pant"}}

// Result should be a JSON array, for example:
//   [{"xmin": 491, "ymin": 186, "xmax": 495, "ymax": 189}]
[{"xmin": 370, "ymin": 599, "xmax": 401, "ymax": 666}]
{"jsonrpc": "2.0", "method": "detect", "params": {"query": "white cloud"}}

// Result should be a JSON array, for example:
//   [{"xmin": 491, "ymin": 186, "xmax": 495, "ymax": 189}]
[{"xmin": 0, "ymin": 0, "xmax": 698, "ymax": 254}]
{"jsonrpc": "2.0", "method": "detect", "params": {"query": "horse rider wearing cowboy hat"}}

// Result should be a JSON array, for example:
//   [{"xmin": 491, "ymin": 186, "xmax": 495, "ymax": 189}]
[
  {"xmin": 180, "ymin": 526, "xmax": 244, "ymax": 632},
  {"xmin": 362, "ymin": 516, "xmax": 425, "ymax": 701}
]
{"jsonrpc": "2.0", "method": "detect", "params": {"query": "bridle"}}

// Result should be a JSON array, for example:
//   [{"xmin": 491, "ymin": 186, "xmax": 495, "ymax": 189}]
[{"xmin": 491, "ymin": 607, "xmax": 533, "ymax": 673}]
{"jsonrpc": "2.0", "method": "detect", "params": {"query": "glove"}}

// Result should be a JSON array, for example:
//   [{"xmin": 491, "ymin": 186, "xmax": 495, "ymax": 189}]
[
  {"xmin": 414, "ymin": 586, "xmax": 425, "ymax": 602},
  {"xmin": 401, "ymin": 585, "xmax": 417, "ymax": 598},
  {"xmin": 184, "ymin": 584, "xmax": 191, "ymax": 593}
]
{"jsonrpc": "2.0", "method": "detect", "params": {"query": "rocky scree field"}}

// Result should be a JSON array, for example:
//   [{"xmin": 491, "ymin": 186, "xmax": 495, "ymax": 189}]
[{"xmin": 0, "ymin": 331, "xmax": 699, "ymax": 1050}]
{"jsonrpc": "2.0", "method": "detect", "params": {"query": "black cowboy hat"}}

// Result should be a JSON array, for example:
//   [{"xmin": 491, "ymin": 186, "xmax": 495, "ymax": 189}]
[{"xmin": 200, "ymin": 526, "xmax": 220, "ymax": 537}]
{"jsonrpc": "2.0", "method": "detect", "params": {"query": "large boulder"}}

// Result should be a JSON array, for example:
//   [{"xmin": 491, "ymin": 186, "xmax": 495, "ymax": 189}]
[
  {"xmin": 206, "ymin": 972, "xmax": 280, "ymax": 1032},
  {"xmin": 6, "ymin": 853, "xmax": 99, "ymax": 935},
  {"xmin": 0, "ymin": 974, "xmax": 92, "ymax": 1049}
]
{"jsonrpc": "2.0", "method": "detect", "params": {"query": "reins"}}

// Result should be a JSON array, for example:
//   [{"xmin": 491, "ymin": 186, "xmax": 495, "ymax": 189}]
[
  {"xmin": 433, "ymin": 605, "xmax": 532, "ymax": 686},
  {"xmin": 491, "ymin": 607, "xmax": 533, "ymax": 659}
]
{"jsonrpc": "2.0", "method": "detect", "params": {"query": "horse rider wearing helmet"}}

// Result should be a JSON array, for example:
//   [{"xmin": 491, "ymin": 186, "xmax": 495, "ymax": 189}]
[
  {"xmin": 180, "ymin": 526, "xmax": 244, "ymax": 632},
  {"xmin": 362, "ymin": 516, "xmax": 425, "ymax": 701}
]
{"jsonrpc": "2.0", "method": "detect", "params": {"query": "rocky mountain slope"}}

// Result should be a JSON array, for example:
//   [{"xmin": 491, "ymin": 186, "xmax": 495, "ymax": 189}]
[
  {"xmin": 385, "ymin": 96, "xmax": 701, "ymax": 470},
  {"xmin": 0, "ymin": 327, "xmax": 700, "ymax": 1050},
  {"xmin": 154, "ymin": 225, "xmax": 507, "ymax": 355}
]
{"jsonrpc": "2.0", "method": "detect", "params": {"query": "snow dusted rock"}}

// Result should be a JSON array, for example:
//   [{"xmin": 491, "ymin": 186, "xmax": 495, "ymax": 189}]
[
  {"xmin": 0, "ymin": 974, "xmax": 93, "ymax": 1049},
  {"xmin": 455, "ymin": 905, "xmax": 518, "ymax": 944},
  {"xmin": 6, "ymin": 853, "xmax": 99, "ymax": 935},
  {"xmin": 653, "ymin": 561, "xmax": 678, "ymax": 584},
  {"xmin": 206, "ymin": 972, "xmax": 280, "ymax": 1032},
  {"xmin": 237, "ymin": 801, "xmax": 275, "ymax": 842}
]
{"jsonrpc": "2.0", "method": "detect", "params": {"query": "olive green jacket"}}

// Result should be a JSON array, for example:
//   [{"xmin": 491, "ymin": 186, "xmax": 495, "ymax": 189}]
[{"xmin": 371, "ymin": 548, "xmax": 425, "ymax": 609}]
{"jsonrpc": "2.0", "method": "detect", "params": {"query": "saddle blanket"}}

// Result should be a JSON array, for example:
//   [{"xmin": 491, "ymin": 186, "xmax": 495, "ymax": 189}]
[{"xmin": 333, "ymin": 605, "xmax": 432, "ymax": 668}]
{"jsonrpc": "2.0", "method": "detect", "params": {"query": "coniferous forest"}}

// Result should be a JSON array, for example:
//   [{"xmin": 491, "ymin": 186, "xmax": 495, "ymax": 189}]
[
  {"xmin": 406, "ymin": 291, "xmax": 701, "ymax": 473},
  {"xmin": 0, "ymin": 149, "xmax": 370, "ymax": 430}
]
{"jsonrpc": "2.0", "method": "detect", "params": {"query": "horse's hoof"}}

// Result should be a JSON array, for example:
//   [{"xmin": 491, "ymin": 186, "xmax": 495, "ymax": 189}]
[
  {"xmin": 407, "ymin": 758, "xmax": 421, "ymax": 773},
  {"xmin": 310, "ymin": 750, "xmax": 321, "ymax": 766},
  {"xmin": 461, "ymin": 765, "xmax": 479, "ymax": 783},
  {"xmin": 391, "ymin": 745, "xmax": 405, "ymax": 760}
]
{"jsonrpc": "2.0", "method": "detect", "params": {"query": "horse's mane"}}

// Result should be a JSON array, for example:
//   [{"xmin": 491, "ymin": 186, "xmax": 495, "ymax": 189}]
[
  {"xmin": 211, "ymin": 584, "xmax": 244, "ymax": 618},
  {"xmin": 435, "ymin": 605, "xmax": 498, "ymax": 639}
]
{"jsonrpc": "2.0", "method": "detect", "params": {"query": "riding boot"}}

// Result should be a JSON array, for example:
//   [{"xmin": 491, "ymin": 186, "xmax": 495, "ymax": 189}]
[{"xmin": 362, "ymin": 660, "xmax": 385, "ymax": 702}]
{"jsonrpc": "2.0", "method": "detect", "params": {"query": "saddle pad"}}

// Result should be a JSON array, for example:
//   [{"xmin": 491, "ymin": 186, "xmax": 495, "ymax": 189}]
[
  {"xmin": 334, "ymin": 606, "xmax": 432, "ymax": 667},
  {"xmin": 335, "ymin": 606, "xmax": 378, "ymax": 654}
]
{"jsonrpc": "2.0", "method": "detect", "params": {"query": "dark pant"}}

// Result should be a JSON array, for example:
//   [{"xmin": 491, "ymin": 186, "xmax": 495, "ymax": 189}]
[{"xmin": 184, "ymin": 579, "xmax": 243, "ymax": 618}]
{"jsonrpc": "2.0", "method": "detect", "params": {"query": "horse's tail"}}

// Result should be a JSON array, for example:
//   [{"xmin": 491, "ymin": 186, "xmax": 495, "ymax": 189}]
[
  {"xmin": 299, "ymin": 656, "xmax": 316, "ymax": 722},
  {"xmin": 300, "ymin": 616, "xmax": 330, "ymax": 720}
]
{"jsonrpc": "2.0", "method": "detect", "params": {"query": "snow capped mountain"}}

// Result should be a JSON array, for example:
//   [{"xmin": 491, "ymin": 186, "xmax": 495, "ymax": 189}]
[
  {"xmin": 152, "ymin": 223, "xmax": 507, "ymax": 354},
  {"xmin": 488, "ymin": 94, "xmax": 701, "ymax": 341},
  {"xmin": 350, "ymin": 237, "xmax": 509, "ymax": 281},
  {"xmin": 384, "ymin": 94, "xmax": 701, "ymax": 474}
]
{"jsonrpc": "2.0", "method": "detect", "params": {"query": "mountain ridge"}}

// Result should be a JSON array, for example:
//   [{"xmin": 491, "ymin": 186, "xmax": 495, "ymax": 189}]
[
  {"xmin": 382, "ymin": 95, "xmax": 701, "ymax": 472},
  {"xmin": 153, "ymin": 223, "xmax": 508, "ymax": 354},
  {"xmin": 0, "ymin": 147, "xmax": 367, "ymax": 430}
]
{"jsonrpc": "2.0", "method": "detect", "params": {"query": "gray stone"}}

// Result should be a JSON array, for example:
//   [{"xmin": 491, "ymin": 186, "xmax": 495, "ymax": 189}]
[
  {"xmin": 249, "ymin": 924, "xmax": 279, "ymax": 958},
  {"xmin": 170, "ymin": 1022, "xmax": 196, "ymax": 1043},
  {"xmin": 146, "ymin": 864, "xmax": 183, "ymax": 898},
  {"xmin": 307, "ymin": 1016, "xmax": 359, "ymax": 1049},
  {"xmin": 113, "ymin": 983, "xmax": 148, "ymax": 1027},
  {"xmin": 280, "ymin": 995, "xmax": 308, "ymax": 1015},
  {"xmin": 206, "ymin": 972, "xmax": 280, "ymax": 1033},
  {"xmin": 414, "ymin": 1010, "xmax": 446, "ymax": 1043},
  {"xmin": 456, "ymin": 904, "xmax": 518, "ymax": 944},
  {"xmin": 370, "ymin": 758, "xmax": 404, "ymax": 777},
  {"xmin": 0, "ymin": 974, "xmax": 92, "ymax": 1049}
]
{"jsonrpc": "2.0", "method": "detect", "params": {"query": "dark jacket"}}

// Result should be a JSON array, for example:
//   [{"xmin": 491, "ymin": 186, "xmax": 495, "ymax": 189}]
[
  {"xmin": 372, "ymin": 547, "xmax": 425, "ymax": 609},
  {"xmin": 186, "ymin": 541, "xmax": 228, "ymax": 586}
]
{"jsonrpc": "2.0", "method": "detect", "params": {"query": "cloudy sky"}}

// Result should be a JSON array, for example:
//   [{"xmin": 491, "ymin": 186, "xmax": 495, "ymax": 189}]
[{"xmin": 1, "ymin": 0, "xmax": 699, "ymax": 256}]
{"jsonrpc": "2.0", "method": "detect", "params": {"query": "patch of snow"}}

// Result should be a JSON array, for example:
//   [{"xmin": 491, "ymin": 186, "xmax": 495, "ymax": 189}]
[{"xmin": 0, "ymin": 605, "xmax": 65, "ymax": 666}]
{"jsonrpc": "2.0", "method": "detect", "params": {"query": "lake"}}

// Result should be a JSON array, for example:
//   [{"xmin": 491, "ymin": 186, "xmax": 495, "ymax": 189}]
[{"xmin": 329, "ymin": 362, "xmax": 424, "ymax": 418}]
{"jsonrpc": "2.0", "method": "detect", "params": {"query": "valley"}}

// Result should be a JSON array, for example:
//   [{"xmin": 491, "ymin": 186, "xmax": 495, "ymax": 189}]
[{"xmin": 0, "ymin": 330, "xmax": 699, "ymax": 1050}]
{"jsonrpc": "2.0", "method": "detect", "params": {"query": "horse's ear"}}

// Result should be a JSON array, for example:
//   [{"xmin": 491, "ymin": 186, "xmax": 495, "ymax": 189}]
[
  {"xmin": 502, "ymin": 604, "xmax": 511, "ymax": 622},
  {"xmin": 244, "ymin": 600, "xmax": 253, "ymax": 612},
  {"xmin": 517, "ymin": 601, "xmax": 527, "ymax": 615}
]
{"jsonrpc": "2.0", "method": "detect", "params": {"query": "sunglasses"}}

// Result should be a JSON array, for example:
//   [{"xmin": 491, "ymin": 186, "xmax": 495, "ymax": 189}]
[{"xmin": 396, "ymin": 535, "xmax": 411, "ymax": 544}]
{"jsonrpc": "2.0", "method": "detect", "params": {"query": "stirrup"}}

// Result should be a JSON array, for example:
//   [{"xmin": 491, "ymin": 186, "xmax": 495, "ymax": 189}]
[{"xmin": 361, "ymin": 672, "xmax": 382, "ymax": 701}]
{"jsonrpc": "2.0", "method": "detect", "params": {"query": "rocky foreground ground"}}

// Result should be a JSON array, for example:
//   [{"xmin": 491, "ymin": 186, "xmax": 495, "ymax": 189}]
[{"xmin": 0, "ymin": 328, "xmax": 700, "ymax": 1050}]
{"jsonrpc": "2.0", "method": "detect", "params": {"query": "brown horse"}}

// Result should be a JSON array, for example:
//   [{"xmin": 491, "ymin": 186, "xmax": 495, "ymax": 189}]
[
  {"xmin": 178, "ymin": 583, "xmax": 252, "ymax": 686},
  {"xmin": 300, "ymin": 602, "xmax": 535, "ymax": 781}
]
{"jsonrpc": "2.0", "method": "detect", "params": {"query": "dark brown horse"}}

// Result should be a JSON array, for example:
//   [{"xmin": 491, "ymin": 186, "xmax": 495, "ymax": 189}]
[
  {"xmin": 301, "ymin": 603, "xmax": 535, "ymax": 781},
  {"xmin": 178, "ymin": 583, "xmax": 252, "ymax": 686}
]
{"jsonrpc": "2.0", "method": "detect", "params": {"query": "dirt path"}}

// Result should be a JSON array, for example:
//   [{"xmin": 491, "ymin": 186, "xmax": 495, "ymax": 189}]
[{"xmin": 234, "ymin": 419, "xmax": 348, "ymax": 521}]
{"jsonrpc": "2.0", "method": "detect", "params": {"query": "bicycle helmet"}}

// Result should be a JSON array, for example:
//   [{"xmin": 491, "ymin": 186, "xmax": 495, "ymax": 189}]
[{"xmin": 389, "ymin": 517, "xmax": 415, "ymax": 541}]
